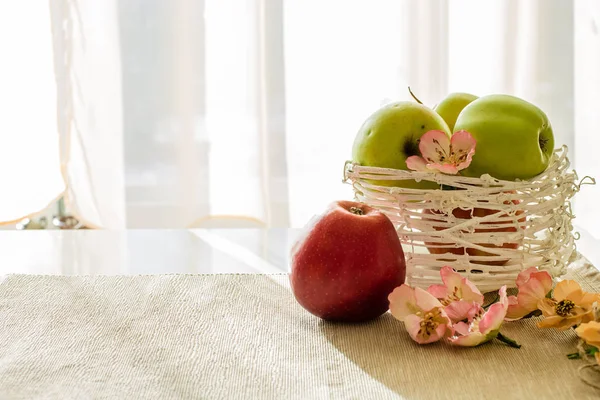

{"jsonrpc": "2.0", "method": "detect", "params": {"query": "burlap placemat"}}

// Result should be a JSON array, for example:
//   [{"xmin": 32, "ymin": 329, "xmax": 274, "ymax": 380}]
[{"xmin": 0, "ymin": 260, "xmax": 599, "ymax": 399}]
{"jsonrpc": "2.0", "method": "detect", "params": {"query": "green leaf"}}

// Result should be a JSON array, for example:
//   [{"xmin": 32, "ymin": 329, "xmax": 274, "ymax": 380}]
[
  {"xmin": 586, "ymin": 346, "xmax": 599, "ymax": 356},
  {"xmin": 567, "ymin": 352, "xmax": 581, "ymax": 359},
  {"xmin": 496, "ymin": 332, "xmax": 521, "ymax": 349}
]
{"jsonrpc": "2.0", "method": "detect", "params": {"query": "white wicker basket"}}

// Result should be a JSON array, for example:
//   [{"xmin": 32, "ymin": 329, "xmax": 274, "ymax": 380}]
[{"xmin": 343, "ymin": 146, "xmax": 592, "ymax": 292}]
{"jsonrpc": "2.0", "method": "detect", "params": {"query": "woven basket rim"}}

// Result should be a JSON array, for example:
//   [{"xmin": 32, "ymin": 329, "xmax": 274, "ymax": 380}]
[{"xmin": 343, "ymin": 145, "xmax": 576, "ymax": 191}]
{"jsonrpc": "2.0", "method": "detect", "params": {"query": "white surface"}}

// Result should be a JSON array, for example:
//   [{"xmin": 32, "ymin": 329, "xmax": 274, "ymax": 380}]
[
  {"xmin": 0, "ymin": 229, "xmax": 299, "ymax": 276},
  {"xmin": 0, "ymin": 227, "xmax": 597, "ymax": 277}
]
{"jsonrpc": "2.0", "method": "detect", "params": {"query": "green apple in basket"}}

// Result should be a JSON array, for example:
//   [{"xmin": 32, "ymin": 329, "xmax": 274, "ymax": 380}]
[
  {"xmin": 434, "ymin": 92, "xmax": 478, "ymax": 131},
  {"xmin": 351, "ymin": 101, "xmax": 451, "ymax": 189},
  {"xmin": 423, "ymin": 94, "xmax": 554, "ymax": 263},
  {"xmin": 455, "ymin": 94, "xmax": 555, "ymax": 181}
]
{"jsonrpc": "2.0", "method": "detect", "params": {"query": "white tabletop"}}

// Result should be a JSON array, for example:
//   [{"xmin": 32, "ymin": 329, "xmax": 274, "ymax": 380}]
[
  {"xmin": 0, "ymin": 227, "xmax": 598, "ymax": 276},
  {"xmin": 0, "ymin": 229, "xmax": 301, "ymax": 276}
]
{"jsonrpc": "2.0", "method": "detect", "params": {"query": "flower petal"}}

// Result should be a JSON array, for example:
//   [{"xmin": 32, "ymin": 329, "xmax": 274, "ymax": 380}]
[
  {"xmin": 580, "ymin": 309, "xmax": 595, "ymax": 324},
  {"xmin": 452, "ymin": 321, "xmax": 471, "ymax": 336},
  {"xmin": 537, "ymin": 298, "xmax": 556, "ymax": 316},
  {"xmin": 455, "ymin": 154, "xmax": 474, "ymax": 171},
  {"xmin": 406, "ymin": 156, "xmax": 429, "ymax": 172},
  {"xmin": 505, "ymin": 295, "xmax": 534, "ymax": 321},
  {"xmin": 506, "ymin": 272, "xmax": 553, "ymax": 321},
  {"xmin": 519, "ymin": 272, "xmax": 554, "ymax": 305},
  {"xmin": 566, "ymin": 289, "xmax": 587, "ymax": 305},
  {"xmin": 553, "ymin": 280, "xmax": 582, "ymax": 301},
  {"xmin": 569, "ymin": 291, "xmax": 600, "ymax": 310},
  {"xmin": 537, "ymin": 315, "xmax": 565, "ymax": 329},
  {"xmin": 448, "ymin": 331, "xmax": 487, "ymax": 347},
  {"xmin": 439, "ymin": 266, "xmax": 462, "ymax": 292},
  {"xmin": 414, "ymin": 287, "xmax": 443, "ymax": 311},
  {"xmin": 580, "ymin": 292, "xmax": 600, "ymax": 308},
  {"xmin": 478, "ymin": 286, "xmax": 508, "ymax": 334},
  {"xmin": 532, "ymin": 270, "xmax": 553, "ymax": 294},
  {"xmin": 445, "ymin": 300, "xmax": 480, "ymax": 323},
  {"xmin": 467, "ymin": 304, "xmax": 483, "ymax": 321},
  {"xmin": 460, "ymin": 278, "xmax": 485, "ymax": 305},
  {"xmin": 388, "ymin": 284, "xmax": 417, "ymax": 321},
  {"xmin": 404, "ymin": 314, "xmax": 424, "ymax": 342},
  {"xmin": 431, "ymin": 163, "xmax": 459, "ymax": 175},
  {"xmin": 427, "ymin": 284, "xmax": 448, "ymax": 299},
  {"xmin": 450, "ymin": 130, "xmax": 476, "ymax": 152},
  {"xmin": 538, "ymin": 315, "xmax": 582, "ymax": 330},
  {"xmin": 433, "ymin": 322, "xmax": 450, "ymax": 341},
  {"xmin": 478, "ymin": 303, "xmax": 506, "ymax": 334},
  {"xmin": 404, "ymin": 314, "xmax": 444, "ymax": 344},
  {"xmin": 515, "ymin": 267, "xmax": 539, "ymax": 287},
  {"xmin": 576, "ymin": 321, "xmax": 600, "ymax": 348},
  {"xmin": 450, "ymin": 130, "xmax": 476, "ymax": 171},
  {"xmin": 418, "ymin": 130, "xmax": 451, "ymax": 165}
]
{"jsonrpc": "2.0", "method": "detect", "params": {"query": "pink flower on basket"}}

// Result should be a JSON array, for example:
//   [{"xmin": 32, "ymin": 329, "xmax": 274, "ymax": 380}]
[
  {"xmin": 406, "ymin": 130, "xmax": 476, "ymax": 174},
  {"xmin": 427, "ymin": 266, "xmax": 484, "ymax": 323},
  {"xmin": 388, "ymin": 284, "xmax": 453, "ymax": 344},
  {"xmin": 448, "ymin": 286, "xmax": 509, "ymax": 347},
  {"xmin": 505, "ymin": 267, "xmax": 553, "ymax": 321}
]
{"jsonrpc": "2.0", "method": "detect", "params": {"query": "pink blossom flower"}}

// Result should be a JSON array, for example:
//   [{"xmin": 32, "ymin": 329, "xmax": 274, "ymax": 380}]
[
  {"xmin": 388, "ymin": 284, "xmax": 453, "ymax": 344},
  {"xmin": 406, "ymin": 130, "xmax": 476, "ymax": 174},
  {"xmin": 448, "ymin": 286, "xmax": 509, "ymax": 347},
  {"xmin": 427, "ymin": 266, "xmax": 484, "ymax": 323},
  {"xmin": 505, "ymin": 267, "xmax": 553, "ymax": 321}
]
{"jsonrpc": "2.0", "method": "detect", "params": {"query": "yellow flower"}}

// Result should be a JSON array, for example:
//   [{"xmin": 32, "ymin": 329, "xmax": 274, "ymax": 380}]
[
  {"xmin": 576, "ymin": 321, "xmax": 600, "ymax": 365},
  {"xmin": 576, "ymin": 321, "xmax": 600, "ymax": 347},
  {"xmin": 537, "ymin": 280, "xmax": 599, "ymax": 330}
]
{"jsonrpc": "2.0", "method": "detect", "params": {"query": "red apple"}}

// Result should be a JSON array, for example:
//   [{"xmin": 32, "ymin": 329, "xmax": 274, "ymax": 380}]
[
  {"xmin": 423, "ymin": 194, "xmax": 525, "ymax": 266},
  {"xmin": 290, "ymin": 200, "xmax": 406, "ymax": 322}
]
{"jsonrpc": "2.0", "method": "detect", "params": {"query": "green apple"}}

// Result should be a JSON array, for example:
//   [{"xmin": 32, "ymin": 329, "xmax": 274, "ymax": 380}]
[
  {"xmin": 352, "ymin": 101, "xmax": 451, "ymax": 189},
  {"xmin": 434, "ymin": 92, "xmax": 478, "ymax": 131},
  {"xmin": 455, "ymin": 94, "xmax": 554, "ymax": 181}
]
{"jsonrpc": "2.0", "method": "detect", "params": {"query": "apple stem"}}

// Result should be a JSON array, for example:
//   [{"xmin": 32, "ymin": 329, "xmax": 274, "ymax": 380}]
[
  {"xmin": 349, "ymin": 207, "xmax": 364, "ymax": 215},
  {"xmin": 408, "ymin": 87, "xmax": 424, "ymax": 105}
]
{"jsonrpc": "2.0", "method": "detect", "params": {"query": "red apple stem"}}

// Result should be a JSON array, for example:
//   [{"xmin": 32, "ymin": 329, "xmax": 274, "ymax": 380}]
[
  {"xmin": 349, "ymin": 207, "xmax": 364, "ymax": 216},
  {"xmin": 408, "ymin": 87, "xmax": 424, "ymax": 105}
]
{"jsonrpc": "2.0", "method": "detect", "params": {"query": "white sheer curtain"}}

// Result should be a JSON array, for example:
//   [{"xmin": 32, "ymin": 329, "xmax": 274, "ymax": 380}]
[
  {"xmin": 574, "ymin": 0, "xmax": 600, "ymax": 240},
  {"xmin": 0, "ymin": 2, "xmax": 64, "ymax": 224},
  {"xmin": 51, "ymin": 0, "xmax": 290, "ymax": 229},
  {"xmin": 2, "ymin": 0, "xmax": 599, "ymax": 237}
]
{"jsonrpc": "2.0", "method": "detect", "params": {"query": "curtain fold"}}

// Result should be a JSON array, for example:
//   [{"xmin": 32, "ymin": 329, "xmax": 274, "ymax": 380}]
[
  {"xmin": 167, "ymin": 0, "xmax": 209, "ymax": 227},
  {"xmin": 51, "ymin": 0, "xmax": 126, "ymax": 229},
  {"xmin": 254, "ymin": 0, "xmax": 290, "ymax": 227}
]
